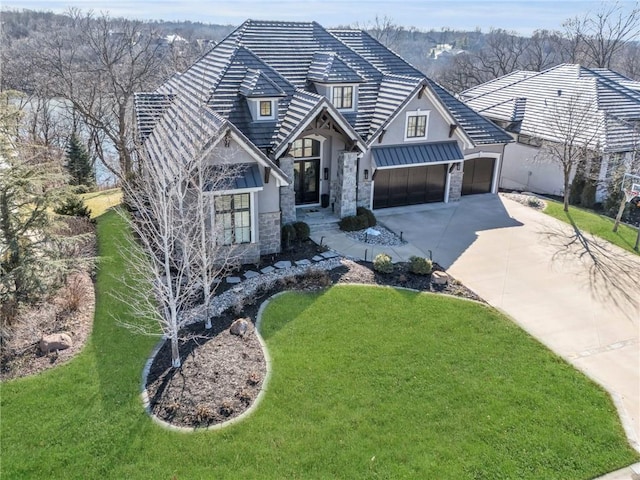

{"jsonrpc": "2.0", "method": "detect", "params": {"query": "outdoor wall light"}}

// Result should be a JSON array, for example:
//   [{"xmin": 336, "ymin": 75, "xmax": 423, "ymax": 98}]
[
  {"xmin": 364, "ymin": 169, "xmax": 369, "ymax": 180},
  {"xmin": 324, "ymin": 168, "xmax": 329, "ymax": 180},
  {"xmin": 456, "ymin": 162, "xmax": 461, "ymax": 170}
]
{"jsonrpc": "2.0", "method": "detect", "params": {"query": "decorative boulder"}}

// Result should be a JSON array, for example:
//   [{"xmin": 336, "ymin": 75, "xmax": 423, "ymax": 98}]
[
  {"xmin": 230, "ymin": 318, "xmax": 249, "ymax": 337},
  {"xmin": 431, "ymin": 271, "xmax": 449, "ymax": 285},
  {"xmin": 40, "ymin": 333, "xmax": 73, "ymax": 353}
]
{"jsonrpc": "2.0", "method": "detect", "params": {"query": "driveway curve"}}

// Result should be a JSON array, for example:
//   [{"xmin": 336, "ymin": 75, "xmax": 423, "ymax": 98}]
[{"xmin": 377, "ymin": 194, "xmax": 640, "ymax": 452}]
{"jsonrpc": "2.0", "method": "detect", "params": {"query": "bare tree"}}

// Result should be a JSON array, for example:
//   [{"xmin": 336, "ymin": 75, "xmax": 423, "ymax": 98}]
[
  {"xmin": 32, "ymin": 9, "xmax": 166, "ymax": 177},
  {"xmin": 117, "ymin": 108, "xmax": 243, "ymax": 367},
  {"xmin": 536, "ymin": 93, "xmax": 603, "ymax": 212},
  {"xmin": 356, "ymin": 15, "xmax": 404, "ymax": 50},
  {"xmin": 563, "ymin": 2, "xmax": 640, "ymax": 69}
]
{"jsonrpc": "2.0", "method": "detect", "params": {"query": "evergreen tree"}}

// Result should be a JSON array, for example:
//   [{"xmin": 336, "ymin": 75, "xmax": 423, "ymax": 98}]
[{"xmin": 65, "ymin": 134, "xmax": 94, "ymax": 188}]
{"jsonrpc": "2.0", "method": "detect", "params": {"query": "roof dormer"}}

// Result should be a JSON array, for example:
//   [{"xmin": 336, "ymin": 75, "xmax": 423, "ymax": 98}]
[
  {"xmin": 308, "ymin": 52, "xmax": 363, "ymax": 112},
  {"xmin": 240, "ymin": 69, "xmax": 286, "ymax": 121}
]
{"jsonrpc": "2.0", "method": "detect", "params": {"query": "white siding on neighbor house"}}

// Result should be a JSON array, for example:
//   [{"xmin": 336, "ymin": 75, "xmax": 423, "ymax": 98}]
[{"xmin": 501, "ymin": 142, "xmax": 566, "ymax": 196}]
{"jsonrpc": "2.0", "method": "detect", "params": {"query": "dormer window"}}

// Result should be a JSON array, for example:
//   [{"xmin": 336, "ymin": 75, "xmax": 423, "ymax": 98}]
[
  {"xmin": 332, "ymin": 85, "xmax": 353, "ymax": 110},
  {"xmin": 259, "ymin": 100, "xmax": 273, "ymax": 118}
]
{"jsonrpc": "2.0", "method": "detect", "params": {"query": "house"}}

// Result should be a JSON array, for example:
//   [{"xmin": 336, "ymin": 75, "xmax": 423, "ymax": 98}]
[
  {"xmin": 460, "ymin": 64, "xmax": 640, "ymax": 199},
  {"xmin": 135, "ymin": 20, "xmax": 511, "ymax": 263}
]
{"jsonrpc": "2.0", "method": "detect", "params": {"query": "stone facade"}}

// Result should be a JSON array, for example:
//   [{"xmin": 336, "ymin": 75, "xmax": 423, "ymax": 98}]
[
  {"xmin": 448, "ymin": 168, "xmax": 464, "ymax": 202},
  {"xmin": 279, "ymin": 156, "xmax": 296, "ymax": 225},
  {"xmin": 258, "ymin": 211, "xmax": 281, "ymax": 255},
  {"xmin": 334, "ymin": 152, "xmax": 358, "ymax": 217},
  {"xmin": 357, "ymin": 179, "xmax": 372, "ymax": 208}
]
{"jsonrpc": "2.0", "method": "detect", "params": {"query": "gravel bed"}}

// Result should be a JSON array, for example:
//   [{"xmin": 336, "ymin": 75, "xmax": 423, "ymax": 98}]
[
  {"xmin": 344, "ymin": 225, "xmax": 406, "ymax": 246},
  {"xmin": 501, "ymin": 192, "xmax": 547, "ymax": 210}
]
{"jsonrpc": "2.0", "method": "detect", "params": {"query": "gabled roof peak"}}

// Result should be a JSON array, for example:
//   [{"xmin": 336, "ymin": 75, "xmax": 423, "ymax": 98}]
[
  {"xmin": 240, "ymin": 68, "xmax": 287, "ymax": 97},
  {"xmin": 307, "ymin": 51, "xmax": 364, "ymax": 83}
]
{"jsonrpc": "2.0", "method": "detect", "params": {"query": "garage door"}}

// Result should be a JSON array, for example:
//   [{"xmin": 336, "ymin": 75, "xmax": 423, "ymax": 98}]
[
  {"xmin": 462, "ymin": 157, "xmax": 495, "ymax": 195},
  {"xmin": 373, "ymin": 164, "xmax": 447, "ymax": 209}
]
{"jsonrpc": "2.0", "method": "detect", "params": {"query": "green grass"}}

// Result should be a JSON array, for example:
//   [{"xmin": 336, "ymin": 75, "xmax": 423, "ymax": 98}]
[
  {"xmin": 1, "ymin": 210, "xmax": 637, "ymax": 479},
  {"xmin": 544, "ymin": 200, "xmax": 639, "ymax": 254},
  {"xmin": 81, "ymin": 188, "xmax": 122, "ymax": 218}
]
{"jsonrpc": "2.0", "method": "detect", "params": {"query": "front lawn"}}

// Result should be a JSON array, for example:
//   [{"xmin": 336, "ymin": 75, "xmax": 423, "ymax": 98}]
[
  {"xmin": 0, "ymin": 210, "xmax": 637, "ymax": 479},
  {"xmin": 544, "ymin": 200, "xmax": 639, "ymax": 254},
  {"xmin": 81, "ymin": 188, "xmax": 122, "ymax": 218}
]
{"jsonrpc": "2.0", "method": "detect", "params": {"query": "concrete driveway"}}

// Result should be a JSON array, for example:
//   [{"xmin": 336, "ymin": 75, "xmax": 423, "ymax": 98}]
[{"xmin": 376, "ymin": 194, "xmax": 640, "ymax": 453}]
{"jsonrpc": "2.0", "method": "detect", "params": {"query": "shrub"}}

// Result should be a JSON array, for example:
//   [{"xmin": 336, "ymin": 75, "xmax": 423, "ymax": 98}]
[
  {"xmin": 356, "ymin": 207, "xmax": 377, "ymax": 227},
  {"xmin": 409, "ymin": 256, "xmax": 433, "ymax": 275},
  {"xmin": 55, "ymin": 195, "xmax": 92, "ymax": 219},
  {"xmin": 292, "ymin": 221, "xmax": 310, "ymax": 241},
  {"xmin": 281, "ymin": 223, "xmax": 297, "ymax": 249},
  {"xmin": 373, "ymin": 253, "xmax": 393, "ymax": 274},
  {"xmin": 339, "ymin": 214, "xmax": 368, "ymax": 232}
]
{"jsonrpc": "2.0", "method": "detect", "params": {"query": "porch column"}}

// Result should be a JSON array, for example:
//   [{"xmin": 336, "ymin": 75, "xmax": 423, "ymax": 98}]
[
  {"xmin": 448, "ymin": 163, "xmax": 464, "ymax": 202},
  {"xmin": 334, "ymin": 151, "xmax": 357, "ymax": 217},
  {"xmin": 279, "ymin": 156, "xmax": 296, "ymax": 224}
]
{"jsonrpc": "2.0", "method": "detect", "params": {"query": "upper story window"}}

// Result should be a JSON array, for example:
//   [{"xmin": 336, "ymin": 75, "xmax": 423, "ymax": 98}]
[
  {"xmin": 332, "ymin": 86, "xmax": 353, "ymax": 110},
  {"xmin": 405, "ymin": 111, "xmax": 429, "ymax": 140},
  {"xmin": 247, "ymin": 98, "xmax": 277, "ymax": 121},
  {"xmin": 259, "ymin": 100, "xmax": 272, "ymax": 118}
]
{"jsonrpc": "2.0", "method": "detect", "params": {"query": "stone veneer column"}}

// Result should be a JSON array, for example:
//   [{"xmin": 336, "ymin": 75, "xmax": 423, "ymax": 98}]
[
  {"xmin": 357, "ymin": 179, "xmax": 372, "ymax": 209},
  {"xmin": 335, "ymin": 152, "xmax": 358, "ymax": 217},
  {"xmin": 279, "ymin": 156, "xmax": 296, "ymax": 225},
  {"xmin": 448, "ymin": 168, "xmax": 464, "ymax": 202},
  {"xmin": 259, "ymin": 211, "xmax": 281, "ymax": 255}
]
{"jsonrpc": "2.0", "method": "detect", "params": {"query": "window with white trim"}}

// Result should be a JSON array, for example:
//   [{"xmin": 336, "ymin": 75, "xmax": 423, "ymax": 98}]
[
  {"xmin": 405, "ymin": 112, "xmax": 429, "ymax": 139},
  {"xmin": 332, "ymin": 85, "xmax": 353, "ymax": 110},
  {"xmin": 214, "ymin": 193, "xmax": 251, "ymax": 245},
  {"xmin": 259, "ymin": 100, "xmax": 272, "ymax": 118}
]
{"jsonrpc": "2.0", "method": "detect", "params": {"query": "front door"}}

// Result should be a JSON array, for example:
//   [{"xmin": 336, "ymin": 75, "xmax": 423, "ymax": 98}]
[{"xmin": 294, "ymin": 159, "xmax": 320, "ymax": 204}]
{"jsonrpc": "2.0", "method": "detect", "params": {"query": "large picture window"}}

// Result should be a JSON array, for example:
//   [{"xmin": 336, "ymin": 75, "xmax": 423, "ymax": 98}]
[
  {"xmin": 406, "ymin": 113, "xmax": 428, "ymax": 138},
  {"xmin": 332, "ymin": 85, "xmax": 353, "ymax": 110},
  {"xmin": 214, "ymin": 193, "xmax": 251, "ymax": 245}
]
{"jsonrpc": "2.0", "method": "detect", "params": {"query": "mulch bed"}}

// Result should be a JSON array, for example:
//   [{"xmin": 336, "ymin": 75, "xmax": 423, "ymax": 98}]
[{"xmin": 145, "ymin": 248, "xmax": 484, "ymax": 429}]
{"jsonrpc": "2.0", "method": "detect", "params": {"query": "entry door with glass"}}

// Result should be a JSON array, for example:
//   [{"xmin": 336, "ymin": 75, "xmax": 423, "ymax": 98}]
[{"xmin": 290, "ymin": 138, "xmax": 321, "ymax": 205}]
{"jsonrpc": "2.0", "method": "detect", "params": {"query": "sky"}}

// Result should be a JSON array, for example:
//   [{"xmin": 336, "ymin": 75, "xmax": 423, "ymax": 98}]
[{"xmin": 3, "ymin": 0, "xmax": 638, "ymax": 36}]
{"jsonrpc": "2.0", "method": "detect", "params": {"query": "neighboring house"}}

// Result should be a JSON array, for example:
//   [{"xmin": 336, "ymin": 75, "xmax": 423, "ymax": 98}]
[
  {"xmin": 135, "ymin": 20, "xmax": 511, "ymax": 263},
  {"xmin": 460, "ymin": 64, "xmax": 640, "ymax": 199}
]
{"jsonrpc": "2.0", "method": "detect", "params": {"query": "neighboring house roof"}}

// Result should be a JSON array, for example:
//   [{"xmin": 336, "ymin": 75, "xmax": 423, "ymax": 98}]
[
  {"xmin": 460, "ymin": 64, "xmax": 640, "ymax": 153},
  {"xmin": 136, "ymin": 19, "xmax": 510, "ymax": 167},
  {"xmin": 372, "ymin": 141, "xmax": 464, "ymax": 168}
]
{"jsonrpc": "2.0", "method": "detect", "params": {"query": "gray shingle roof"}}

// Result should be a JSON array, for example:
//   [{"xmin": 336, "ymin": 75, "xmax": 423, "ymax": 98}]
[
  {"xmin": 461, "ymin": 64, "xmax": 640, "ymax": 153},
  {"xmin": 372, "ymin": 141, "xmax": 464, "ymax": 168},
  {"xmin": 137, "ymin": 19, "xmax": 511, "ymax": 163},
  {"xmin": 307, "ymin": 52, "xmax": 364, "ymax": 83},
  {"xmin": 239, "ymin": 69, "xmax": 287, "ymax": 97}
]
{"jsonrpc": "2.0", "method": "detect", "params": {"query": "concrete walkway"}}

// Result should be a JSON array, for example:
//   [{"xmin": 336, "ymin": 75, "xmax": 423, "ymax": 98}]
[{"xmin": 312, "ymin": 194, "xmax": 640, "ymax": 478}]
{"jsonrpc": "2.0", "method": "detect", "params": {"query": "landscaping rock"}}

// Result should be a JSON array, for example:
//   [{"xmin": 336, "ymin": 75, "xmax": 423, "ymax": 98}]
[
  {"xmin": 39, "ymin": 333, "xmax": 73, "ymax": 353},
  {"xmin": 295, "ymin": 259, "xmax": 311, "ymax": 266},
  {"xmin": 260, "ymin": 266, "xmax": 275, "ymax": 274},
  {"xmin": 243, "ymin": 270, "xmax": 260, "ymax": 279},
  {"xmin": 321, "ymin": 251, "xmax": 339, "ymax": 259},
  {"xmin": 432, "ymin": 271, "xmax": 449, "ymax": 285},
  {"xmin": 273, "ymin": 260, "xmax": 292, "ymax": 269},
  {"xmin": 226, "ymin": 276, "xmax": 242, "ymax": 284},
  {"xmin": 230, "ymin": 318, "xmax": 249, "ymax": 337},
  {"xmin": 312, "ymin": 255, "xmax": 324, "ymax": 262}
]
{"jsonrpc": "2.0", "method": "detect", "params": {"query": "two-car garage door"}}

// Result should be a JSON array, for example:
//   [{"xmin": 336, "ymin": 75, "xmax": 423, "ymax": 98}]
[{"xmin": 373, "ymin": 164, "xmax": 447, "ymax": 209}]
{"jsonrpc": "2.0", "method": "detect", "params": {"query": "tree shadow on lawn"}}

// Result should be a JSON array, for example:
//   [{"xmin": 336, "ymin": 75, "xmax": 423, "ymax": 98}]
[{"xmin": 540, "ymin": 212, "xmax": 640, "ymax": 317}]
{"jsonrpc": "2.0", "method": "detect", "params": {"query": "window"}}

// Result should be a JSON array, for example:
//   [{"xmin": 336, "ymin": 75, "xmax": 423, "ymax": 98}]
[
  {"xmin": 406, "ymin": 114, "xmax": 428, "ymax": 138},
  {"xmin": 214, "ymin": 193, "xmax": 251, "ymax": 245},
  {"xmin": 290, "ymin": 138, "xmax": 320, "ymax": 158},
  {"xmin": 517, "ymin": 134, "xmax": 542, "ymax": 148},
  {"xmin": 332, "ymin": 86, "xmax": 353, "ymax": 110},
  {"xmin": 259, "ymin": 100, "xmax": 272, "ymax": 117}
]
